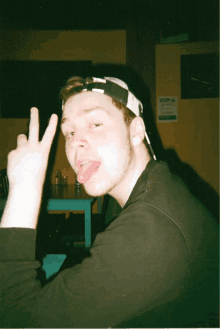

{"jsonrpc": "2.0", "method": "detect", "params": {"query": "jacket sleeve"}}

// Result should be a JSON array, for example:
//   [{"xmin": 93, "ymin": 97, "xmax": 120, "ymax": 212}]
[{"xmin": 0, "ymin": 205, "xmax": 190, "ymax": 328}]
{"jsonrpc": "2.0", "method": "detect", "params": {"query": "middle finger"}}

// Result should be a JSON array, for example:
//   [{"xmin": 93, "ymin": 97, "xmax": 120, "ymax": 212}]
[{"xmin": 29, "ymin": 107, "xmax": 39, "ymax": 144}]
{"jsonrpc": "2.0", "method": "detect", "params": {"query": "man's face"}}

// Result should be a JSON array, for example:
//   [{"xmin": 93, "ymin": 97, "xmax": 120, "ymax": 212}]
[{"xmin": 61, "ymin": 91, "xmax": 134, "ymax": 198}]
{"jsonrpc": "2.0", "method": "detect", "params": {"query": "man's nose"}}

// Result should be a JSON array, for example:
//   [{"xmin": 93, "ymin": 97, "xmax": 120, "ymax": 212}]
[{"xmin": 71, "ymin": 130, "xmax": 88, "ymax": 148}]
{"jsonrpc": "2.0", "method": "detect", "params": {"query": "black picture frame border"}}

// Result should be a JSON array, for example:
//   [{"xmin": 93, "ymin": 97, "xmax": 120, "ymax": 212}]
[{"xmin": 180, "ymin": 53, "xmax": 219, "ymax": 99}]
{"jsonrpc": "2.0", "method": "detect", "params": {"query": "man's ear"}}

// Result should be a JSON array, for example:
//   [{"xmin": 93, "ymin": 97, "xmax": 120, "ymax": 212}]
[{"xmin": 130, "ymin": 117, "xmax": 146, "ymax": 146}]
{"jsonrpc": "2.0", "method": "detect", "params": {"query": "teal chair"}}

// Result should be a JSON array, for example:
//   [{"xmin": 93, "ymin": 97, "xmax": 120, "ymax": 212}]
[{"xmin": 42, "ymin": 254, "xmax": 67, "ymax": 279}]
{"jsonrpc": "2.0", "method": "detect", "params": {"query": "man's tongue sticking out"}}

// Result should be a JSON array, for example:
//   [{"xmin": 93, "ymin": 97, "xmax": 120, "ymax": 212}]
[{"xmin": 77, "ymin": 161, "xmax": 101, "ymax": 184}]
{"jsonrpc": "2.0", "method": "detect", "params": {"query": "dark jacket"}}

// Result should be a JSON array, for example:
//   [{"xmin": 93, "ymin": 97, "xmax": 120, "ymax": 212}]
[{"xmin": 0, "ymin": 160, "xmax": 218, "ymax": 327}]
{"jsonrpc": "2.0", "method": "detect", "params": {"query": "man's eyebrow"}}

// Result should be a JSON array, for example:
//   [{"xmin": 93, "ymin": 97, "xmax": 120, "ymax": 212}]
[{"xmin": 61, "ymin": 106, "xmax": 109, "ymax": 125}]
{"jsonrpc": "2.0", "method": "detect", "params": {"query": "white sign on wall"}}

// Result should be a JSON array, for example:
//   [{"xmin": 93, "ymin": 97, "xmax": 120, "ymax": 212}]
[{"xmin": 157, "ymin": 96, "xmax": 178, "ymax": 122}]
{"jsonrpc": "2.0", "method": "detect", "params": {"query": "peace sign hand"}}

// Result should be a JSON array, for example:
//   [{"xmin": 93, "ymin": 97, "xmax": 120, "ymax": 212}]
[{"xmin": 7, "ymin": 108, "xmax": 58, "ymax": 189}]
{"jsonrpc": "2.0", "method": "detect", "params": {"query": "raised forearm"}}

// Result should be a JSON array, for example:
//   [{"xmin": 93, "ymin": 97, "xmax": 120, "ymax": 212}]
[
  {"xmin": 0, "ymin": 184, "xmax": 43, "ymax": 229},
  {"xmin": 0, "ymin": 108, "xmax": 58, "ymax": 230}
]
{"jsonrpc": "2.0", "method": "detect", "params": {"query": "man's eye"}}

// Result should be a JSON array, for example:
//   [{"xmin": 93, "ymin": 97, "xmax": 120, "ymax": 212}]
[
  {"xmin": 64, "ymin": 124, "xmax": 102, "ymax": 139},
  {"xmin": 92, "ymin": 123, "xmax": 102, "ymax": 128},
  {"xmin": 65, "ymin": 131, "xmax": 74, "ymax": 139}
]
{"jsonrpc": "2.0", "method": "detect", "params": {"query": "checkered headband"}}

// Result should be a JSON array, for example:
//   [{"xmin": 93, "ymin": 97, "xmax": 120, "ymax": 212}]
[{"xmin": 62, "ymin": 77, "xmax": 156, "ymax": 160}]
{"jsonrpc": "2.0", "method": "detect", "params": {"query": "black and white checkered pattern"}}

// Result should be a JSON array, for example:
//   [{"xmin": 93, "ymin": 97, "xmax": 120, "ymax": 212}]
[{"xmin": 83, "ymin": 77, "xmax": 143, "ymax": 118}]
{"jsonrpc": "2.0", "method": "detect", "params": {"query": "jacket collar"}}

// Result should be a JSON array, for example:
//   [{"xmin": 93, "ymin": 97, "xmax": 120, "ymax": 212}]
[{"xmin": 122, "ymin": 159, "xmax": 159, "ymax": 211}]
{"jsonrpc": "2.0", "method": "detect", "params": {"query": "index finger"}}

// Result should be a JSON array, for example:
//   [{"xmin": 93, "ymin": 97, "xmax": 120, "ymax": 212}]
[
  {"xmin": 29, "ymin": 107, "xmax": 39, "ymax": 144},
  {"xmin": 41, "ymin": 113, "xmax": 58, "ymax": 149}
]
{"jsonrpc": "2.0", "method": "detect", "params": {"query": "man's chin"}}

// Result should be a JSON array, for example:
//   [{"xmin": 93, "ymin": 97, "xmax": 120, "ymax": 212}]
[{"xmin": 83, "ymin": 181, "xmax": 107, "ymax": 198}]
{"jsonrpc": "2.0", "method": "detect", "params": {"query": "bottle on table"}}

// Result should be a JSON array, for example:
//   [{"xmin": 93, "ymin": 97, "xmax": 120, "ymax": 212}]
[
  {"xmin": 62, "ymin": 176, "xmax": 68, "ymax": 185},
  {"xmin": 55, "ymin": 170, "xmax": 61, "ymax": 185},
  {"xmin": 75, "ymin": 176, "xmax": 81, "ymax": 197}
]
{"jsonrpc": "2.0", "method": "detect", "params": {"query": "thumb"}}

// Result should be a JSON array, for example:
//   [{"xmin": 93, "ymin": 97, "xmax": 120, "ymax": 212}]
[{"xmin": 17, "ymin": 134, "xmax": 28, "ymax": 148}]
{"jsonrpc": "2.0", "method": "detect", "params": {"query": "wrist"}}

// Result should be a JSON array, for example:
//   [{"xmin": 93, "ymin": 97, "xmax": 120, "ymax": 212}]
[
  {"xmin": 1, "ymin": 183, "xmax": 43, "ymax": 229},
  {"xmin": 9, "ymin": 179, "xmax": 44, "ymax": 192}
]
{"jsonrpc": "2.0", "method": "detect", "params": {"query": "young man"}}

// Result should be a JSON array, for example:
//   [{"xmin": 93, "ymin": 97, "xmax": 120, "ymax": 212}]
[
  {"xmin": 60, "ymin": 77, "xmax": 155, "ymax": 207},
  {"xmin": 0, "ymin": 77, "xmax": 218, "ymax": 328}
]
